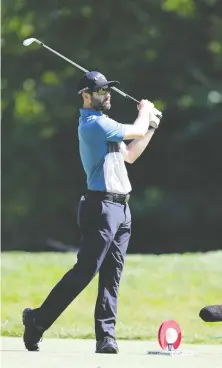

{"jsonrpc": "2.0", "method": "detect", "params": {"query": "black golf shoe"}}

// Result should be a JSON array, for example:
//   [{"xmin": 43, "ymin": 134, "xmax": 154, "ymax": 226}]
[
  {"xmin": 96, "ymin": 337, "xmax": 119, "ymax": 354},
  {"xmin": 22, "ymin": 308, "xmax": 45, "ymax": 351}
]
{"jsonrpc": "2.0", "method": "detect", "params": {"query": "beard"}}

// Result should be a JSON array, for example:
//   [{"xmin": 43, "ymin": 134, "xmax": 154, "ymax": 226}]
[{"xmin": 91, "ymin": 95, "xmax": 111, "ymax": 112}]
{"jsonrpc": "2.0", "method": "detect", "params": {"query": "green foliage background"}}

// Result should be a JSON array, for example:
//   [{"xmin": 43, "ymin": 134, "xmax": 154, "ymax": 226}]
[{"xmin": 2, "ymin": 0, "xmax": 222, "ymax": 253}]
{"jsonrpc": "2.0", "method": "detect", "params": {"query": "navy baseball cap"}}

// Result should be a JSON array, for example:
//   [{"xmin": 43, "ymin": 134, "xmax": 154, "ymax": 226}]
[{"xmin": 78, "ymin": 71, "xmax": 120, "ymax": 94}]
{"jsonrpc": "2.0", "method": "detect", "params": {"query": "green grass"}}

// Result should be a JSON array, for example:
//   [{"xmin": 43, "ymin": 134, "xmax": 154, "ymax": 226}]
[{"xmin": 1, "ymin": 251, "xmax": 222, "ymax": 343}]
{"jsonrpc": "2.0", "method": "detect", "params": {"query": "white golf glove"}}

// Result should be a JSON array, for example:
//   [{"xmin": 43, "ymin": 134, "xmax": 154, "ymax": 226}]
[{"xmin": 149, "ymin": 111, "xmax": 161, "ymax": 129}]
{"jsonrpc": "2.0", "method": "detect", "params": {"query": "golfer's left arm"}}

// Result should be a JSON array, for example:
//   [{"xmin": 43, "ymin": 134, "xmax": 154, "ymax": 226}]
[{"xmin": 120, "ymin": 129, "xmax": 156, "ymax": 164}]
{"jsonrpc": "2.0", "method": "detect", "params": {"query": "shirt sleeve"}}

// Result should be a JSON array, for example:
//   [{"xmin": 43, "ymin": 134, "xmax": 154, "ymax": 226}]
[{"xmin": 96, "ymin": 116, "xmax": 126, "ymax": 142}]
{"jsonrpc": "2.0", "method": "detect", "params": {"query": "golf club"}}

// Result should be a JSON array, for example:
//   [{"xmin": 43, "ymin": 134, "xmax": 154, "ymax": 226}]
[{"xmin": 23, "ymin": 38, "xmax": 162, "ymax": 119}]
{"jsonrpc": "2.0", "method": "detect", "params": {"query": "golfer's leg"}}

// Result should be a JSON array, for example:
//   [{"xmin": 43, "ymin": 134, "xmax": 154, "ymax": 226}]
[
  {"xmin": 33, "ymin": 198, "xmax": 118, "ymax": 330},
  {"xmin": 95, "ymin": 203, "xmax": 131, "ymax": 340}
]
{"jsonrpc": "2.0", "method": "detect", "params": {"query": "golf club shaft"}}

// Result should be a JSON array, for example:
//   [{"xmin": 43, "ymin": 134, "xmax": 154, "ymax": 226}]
[
  {"xmin": 26, "ymin": 39, "xmax": 162, "ymax": 117},
  {"xmin": 40, "ymin": 41, "xmax": 89, "ymax": 73},
  {"xmin": 111, "ymin": 87, "xmax": 140, "ymax": 103}
]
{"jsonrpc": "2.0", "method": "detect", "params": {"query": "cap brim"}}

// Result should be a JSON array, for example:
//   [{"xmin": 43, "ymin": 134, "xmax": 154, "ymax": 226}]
[{"xmin": 97, "ymin": 80, "xmax": 120, "ymax": 89}]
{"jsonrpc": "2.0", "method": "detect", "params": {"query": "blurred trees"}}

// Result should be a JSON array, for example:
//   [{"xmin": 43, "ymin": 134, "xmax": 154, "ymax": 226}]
[{"xmin": 2, "ymin": 0, "xmax": 222, "ymax": 253}]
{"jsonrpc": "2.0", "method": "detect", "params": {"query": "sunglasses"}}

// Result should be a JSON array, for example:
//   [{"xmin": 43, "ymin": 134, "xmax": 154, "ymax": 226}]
[{"xmin": 94, "ymin": 86, "xmax": 111, "ymax": 95}]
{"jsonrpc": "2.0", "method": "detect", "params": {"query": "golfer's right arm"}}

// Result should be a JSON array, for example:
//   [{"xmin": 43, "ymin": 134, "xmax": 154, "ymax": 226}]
[
  {"xmin": 95, "ymin": 100, "xmax": 153, "ymax": 142},
  {"xmin": 123, "ymin": 100, "xmax": 154, "ymax": 140}
]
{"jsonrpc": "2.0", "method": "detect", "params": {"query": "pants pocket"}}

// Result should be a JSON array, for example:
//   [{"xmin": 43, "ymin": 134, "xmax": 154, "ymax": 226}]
[{"xmin": 77, "ymin": 196, "xmax": 104, "ymax": 233}]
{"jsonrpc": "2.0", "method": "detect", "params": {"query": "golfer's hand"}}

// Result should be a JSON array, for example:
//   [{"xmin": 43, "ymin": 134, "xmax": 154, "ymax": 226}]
[
  {"xmin": 138, "ymin": 100, "xmax": 161, "ymax": 129},
  {"xmin": 137, "ymin": 100, "xmax": 154, "ymax": 115},
  {"xmin": 149, "ymin": 113, "xmax": 161, "ymax": 129}
]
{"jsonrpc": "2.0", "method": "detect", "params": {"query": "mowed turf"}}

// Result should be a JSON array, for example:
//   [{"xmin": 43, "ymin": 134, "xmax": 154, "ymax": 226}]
[
  {"xmin": 1, "ymin": 251, "xmax": 222, "ymax": 343},
  {"xmin": 2, "ymin": 337, "xmax": 222, "ymax": 368}
]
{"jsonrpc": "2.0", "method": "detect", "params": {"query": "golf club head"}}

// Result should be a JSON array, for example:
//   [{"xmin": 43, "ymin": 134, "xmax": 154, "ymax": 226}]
[{"xmin": 23, "ymin": 38, "xmax": 42, "ymax": 47}]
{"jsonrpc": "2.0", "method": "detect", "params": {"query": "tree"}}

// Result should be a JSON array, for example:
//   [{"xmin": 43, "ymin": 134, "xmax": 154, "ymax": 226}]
[{"xmin": 2, "ymin": 0, "xmax": 222, "ymax": 252}]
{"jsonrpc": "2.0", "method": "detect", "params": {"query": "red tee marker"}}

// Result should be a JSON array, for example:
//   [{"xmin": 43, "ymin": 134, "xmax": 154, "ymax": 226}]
[{"xmin": 158, "ymin": 320, "xmax": 182, "ymax": 350}]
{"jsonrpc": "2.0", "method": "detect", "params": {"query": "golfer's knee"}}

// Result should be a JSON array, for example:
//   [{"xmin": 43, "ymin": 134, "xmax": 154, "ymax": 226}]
[{"xmin": 73, "ymin": 258, "xmax": 99, "ymax": 282}]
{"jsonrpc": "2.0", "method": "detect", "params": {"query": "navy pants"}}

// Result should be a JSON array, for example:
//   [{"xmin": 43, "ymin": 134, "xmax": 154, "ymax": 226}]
[{"xmin": 34, "ymin": 194, "xmax": 131, "ymax": 340}]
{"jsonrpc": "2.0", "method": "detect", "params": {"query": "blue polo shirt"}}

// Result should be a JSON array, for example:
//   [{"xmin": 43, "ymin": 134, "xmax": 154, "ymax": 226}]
[{"xmin": 78, "ymin": 108, "xmax": 132, "ymax": 194}]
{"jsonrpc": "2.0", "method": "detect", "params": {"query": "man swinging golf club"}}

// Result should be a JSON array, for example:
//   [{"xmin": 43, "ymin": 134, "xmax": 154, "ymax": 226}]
[{"xmin": 22, "ymin": 71, "xmax": 161, "ymax": 353}]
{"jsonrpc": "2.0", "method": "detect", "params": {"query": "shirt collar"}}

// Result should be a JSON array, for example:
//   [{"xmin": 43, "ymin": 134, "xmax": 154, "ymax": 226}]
[{"xmin": 79, "ymin": 108, "xmax": 103, "ymax": 118}]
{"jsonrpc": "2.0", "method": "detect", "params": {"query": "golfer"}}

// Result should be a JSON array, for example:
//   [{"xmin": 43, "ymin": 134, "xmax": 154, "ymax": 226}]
[{"xmin": 22, "ymin": 71, "xmax": 160, "ymax": 353}]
